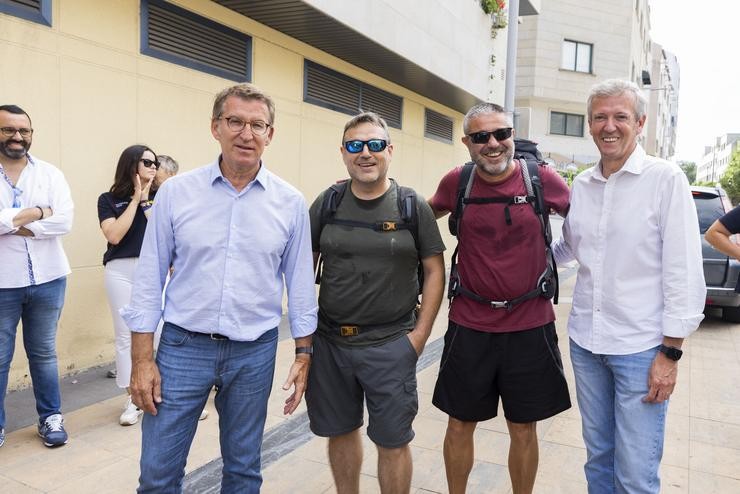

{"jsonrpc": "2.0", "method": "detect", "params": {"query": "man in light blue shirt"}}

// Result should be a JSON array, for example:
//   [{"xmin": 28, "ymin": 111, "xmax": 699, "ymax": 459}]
[{"xmin": 121, "ymin": 83, "xmax": 317, "ymax": 493}]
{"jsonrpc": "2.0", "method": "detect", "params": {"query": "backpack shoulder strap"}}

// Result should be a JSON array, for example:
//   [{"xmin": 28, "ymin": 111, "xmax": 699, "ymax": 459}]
[
  {"xmin": 448, "ymin": 162, "xmax": 476, "ymax": 237},
  {"xmin": 519, "ymin": 158, "xmax": 552, "ymax": 245},
  {"xmin": 397, "ymin": 184, "xmax": 420, "ymax": 252}
]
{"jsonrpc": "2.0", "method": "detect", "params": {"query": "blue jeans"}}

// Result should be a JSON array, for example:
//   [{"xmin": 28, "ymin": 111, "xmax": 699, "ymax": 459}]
[
  {"xmin": 570, "ymin": 339, "xmax": 668, "ymax": 494},
  {"xmin": 0, "ymin": 277, "xmax": 66, "ymax": 429},
  {"xmin": 138, "ymin": 323, "xmax": 278, "ymax": 494}
]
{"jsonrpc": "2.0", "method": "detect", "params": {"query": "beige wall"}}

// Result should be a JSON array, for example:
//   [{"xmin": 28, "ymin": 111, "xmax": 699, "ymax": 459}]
[{"xmin": 1, "ymin": 0, "xmax": 470, "ymax": 389}]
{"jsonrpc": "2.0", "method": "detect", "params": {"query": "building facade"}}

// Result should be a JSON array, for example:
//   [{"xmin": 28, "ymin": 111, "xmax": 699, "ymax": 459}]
[
  {"xmin": 645, "ymin": 44, "xmax": 679, "ymax": 160},
  {"xmin": 697, "ymin": 134, "xmax": 740, "ymax": 184},
  {"xmin": 514, "ymin": 0, "xmax": 674, "ymax": 168},
  {"xmin": 0, "ymin": 0, "xmax": 529, "ymax": 387}
]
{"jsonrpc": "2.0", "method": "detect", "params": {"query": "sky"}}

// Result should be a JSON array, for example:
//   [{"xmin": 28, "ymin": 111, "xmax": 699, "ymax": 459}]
[{"xmin": 649, "ymin": 0, "xmax": 740, "ymax": 164}]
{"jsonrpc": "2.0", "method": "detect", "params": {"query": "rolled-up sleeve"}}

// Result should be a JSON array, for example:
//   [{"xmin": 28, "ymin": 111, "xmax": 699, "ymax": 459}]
[
  {"xmin": 25, "ymin": 169, "xmax": 74, "ymax": 239},
  {"xmin": 281, "ymin": 197, "xmax": 318, "ymax": 338},
  {"xmin": 121, "ymin": 183, "xmax": 175, "ymax": 333},
  {"xmin": 660, "ymin": 171, "xmax": 706, "ymax": 337},
  {"xmin": 0, "ymin": 207, "xmax": 21, "ymax": 235}
]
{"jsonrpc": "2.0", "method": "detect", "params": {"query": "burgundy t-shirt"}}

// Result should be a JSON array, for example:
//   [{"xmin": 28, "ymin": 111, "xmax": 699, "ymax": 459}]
[{"xmin": 431, "ymin": 160, "xmax": 570, "ymax": 333}]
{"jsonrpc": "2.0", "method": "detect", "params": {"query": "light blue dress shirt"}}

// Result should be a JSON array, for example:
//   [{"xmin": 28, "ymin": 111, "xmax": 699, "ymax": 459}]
[{"xmin": 121, "ymin": 159, "xmax": 317, "ymax": 341}]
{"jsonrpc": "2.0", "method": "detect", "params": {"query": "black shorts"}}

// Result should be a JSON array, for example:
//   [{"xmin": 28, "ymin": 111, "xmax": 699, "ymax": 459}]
[{"xmin": 432, "ymin": 321, "xmax": 571, "ymax": 423}]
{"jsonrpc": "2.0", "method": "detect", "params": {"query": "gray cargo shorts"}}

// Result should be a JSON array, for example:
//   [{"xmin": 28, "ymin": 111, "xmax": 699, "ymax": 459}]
[{"xmin": 305, "ymin": 331, "xmax": 419, "ymax": 448}]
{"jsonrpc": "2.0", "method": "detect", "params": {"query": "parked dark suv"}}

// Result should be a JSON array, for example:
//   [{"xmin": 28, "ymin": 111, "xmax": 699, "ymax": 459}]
[{"xmin": 692, "ymin": 186, "xmax": 740, "ymax": 321}]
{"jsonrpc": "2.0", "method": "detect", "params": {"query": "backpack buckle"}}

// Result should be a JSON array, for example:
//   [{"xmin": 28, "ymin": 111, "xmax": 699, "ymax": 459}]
[
  {"xmin": 381, "ymin": 221, "xmax": 398, "ymax": 231},
  {"xmin": 513, "ymin": 196, "xmax": 528, "ymax": 204},
  {"xmin": 340, "ymin": 325, "xmax": 359, "ymax": 336},
  {"xmin": 490, "ymin": 300, "xmax": 510, "ymax": 309}
]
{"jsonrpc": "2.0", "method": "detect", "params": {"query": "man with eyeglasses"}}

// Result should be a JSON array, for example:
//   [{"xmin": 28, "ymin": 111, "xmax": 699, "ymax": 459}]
[
  {"xmin": 122, "ymin": 83, "xmax": 317, "ymax": 493},
  {"xmin": 428, "ymin": 102, "xmax": 571, "ymax": 494},
  {"xmin": 0, "ymin": 104, "xmax": 74, "ymax": 449},
  {"xmin": 306, "ymin": 112, "xmax": 445, "ymax": 493},
  {"xmin": 552, "ymin": 79, "xmax": 704, "ymax": 493}
]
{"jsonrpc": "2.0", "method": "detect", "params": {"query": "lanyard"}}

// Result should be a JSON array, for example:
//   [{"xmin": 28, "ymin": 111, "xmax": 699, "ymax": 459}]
[{"xmin": 0, "ymin": 165, "xmax": 23, "ymax": 207}]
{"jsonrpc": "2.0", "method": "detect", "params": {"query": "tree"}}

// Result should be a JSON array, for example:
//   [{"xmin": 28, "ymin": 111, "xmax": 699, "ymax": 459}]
[
  {"xmin": 720, "ymin": 149, "xmax": 740, "ymax": 204},
  {"xmin": 678, "ymin": 161, "xmax": 696, "ymax": 184}
]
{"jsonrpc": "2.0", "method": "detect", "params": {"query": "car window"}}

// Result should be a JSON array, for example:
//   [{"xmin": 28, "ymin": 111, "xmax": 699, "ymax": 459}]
[{"xmin": 693, "ymin": 195, "xmax": 725, "ymax": 233}]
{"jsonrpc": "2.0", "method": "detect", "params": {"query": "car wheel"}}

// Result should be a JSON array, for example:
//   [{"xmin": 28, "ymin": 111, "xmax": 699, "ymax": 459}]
[{"xmin": 722, "ymin": 306, "xmax": 740, "ymax": 323}]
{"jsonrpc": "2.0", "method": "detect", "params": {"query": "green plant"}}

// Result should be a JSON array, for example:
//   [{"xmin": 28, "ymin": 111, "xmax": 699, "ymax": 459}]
[
  {"xmin": 720, "ymin": 149, "xmax": 740, "ymax": 203},
  {"xmin": 481, "ymin": 0, "xmax": 506, "ymax": 14}
]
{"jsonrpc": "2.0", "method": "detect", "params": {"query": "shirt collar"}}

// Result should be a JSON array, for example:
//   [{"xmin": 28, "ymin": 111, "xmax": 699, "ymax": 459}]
[
  {"xmin": 590, "ymin": 143, "xmax": 646, "ymax": 182},
  {"xmin": 209, "ymin": 156, "xmax": 269, "ymax": 190}
]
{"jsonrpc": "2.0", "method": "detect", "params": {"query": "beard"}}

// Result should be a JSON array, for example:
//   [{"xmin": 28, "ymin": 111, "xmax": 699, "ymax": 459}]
[
  {"xmin": 0, "ymin": 138, "xmax": 30, "ymax": 160},
  {"xmin": 474, "ymin": 146, "xmax": 514, "ymax": 177}
]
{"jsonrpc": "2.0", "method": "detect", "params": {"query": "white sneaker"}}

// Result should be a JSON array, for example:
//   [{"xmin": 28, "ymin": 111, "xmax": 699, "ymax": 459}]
[
  {"xmin": 119, "ymin": 396, "xmax": 143, "ymax": 426},
  {"xmin": 199, "ymin": 409, "xmax": 209, "ymax": 421}
]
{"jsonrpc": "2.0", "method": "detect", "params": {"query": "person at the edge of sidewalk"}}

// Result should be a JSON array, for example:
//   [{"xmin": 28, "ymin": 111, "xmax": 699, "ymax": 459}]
[
  {"xmin": 306, "ymin": 111, "xmax": 446, "ymax": 494},
  {"xmin": 98, "ymin": 144, "xmax": 158, "ymax": 426},
  {"xmin": 429, "ymin": 102, "xmax": 571, "ymax": 494},
  {"xmin": 0, "ymin": 104, "xmax": 74, "ymax": 449},
  {"xmin": 552, "ymin": 79, "xmax": 705, "ymax": 493},
  {"xmin": 121, "ymin": 83, "xmax": 317, "ymax": 493}
]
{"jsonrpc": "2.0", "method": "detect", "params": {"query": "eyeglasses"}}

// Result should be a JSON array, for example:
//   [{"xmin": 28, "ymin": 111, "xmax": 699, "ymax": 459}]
[
  {"xmin": 217, "ymin": 117, "xmax": 271, "ymax": 136},
  {"xmin": 140, "ymin": 158, "xmax": 160, "ymax": 169},
  {"xmin": 1, "ymin": 127, "xmax": 33, "ymax": 138},
  {"xmin": 467, "ymin": 127, "xmax": 513, "ymax": 144},
  {"xmin": 343, "ymin": 139, "xmax": 388, "ymax": 153}
]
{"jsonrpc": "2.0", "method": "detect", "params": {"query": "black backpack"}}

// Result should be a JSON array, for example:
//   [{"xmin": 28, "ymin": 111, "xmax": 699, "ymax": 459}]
[
  {"xmin": 314, "ymin": 180, "xmax": 423, "ymax": 293},
  {"xmin": 447, "ymin": 138, "xmax": 558, "ymax": 310}
]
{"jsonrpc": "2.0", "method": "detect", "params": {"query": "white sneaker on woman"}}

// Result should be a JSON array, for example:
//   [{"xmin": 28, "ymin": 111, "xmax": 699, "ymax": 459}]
[{"xmin": 120, "ymin": 396, "xmax": 143, "ymax": 426}]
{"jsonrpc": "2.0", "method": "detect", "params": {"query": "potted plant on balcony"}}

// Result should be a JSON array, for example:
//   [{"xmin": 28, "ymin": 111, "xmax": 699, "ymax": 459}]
[{"xmin": 481, "ymin": 0, "xmax": 508, "ymax": 33}]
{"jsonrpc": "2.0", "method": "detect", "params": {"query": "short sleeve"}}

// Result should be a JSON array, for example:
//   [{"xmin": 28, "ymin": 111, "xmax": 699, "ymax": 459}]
[{"xmin": 97, "ymin": 193, "xmax": 117, "ymax": 223}]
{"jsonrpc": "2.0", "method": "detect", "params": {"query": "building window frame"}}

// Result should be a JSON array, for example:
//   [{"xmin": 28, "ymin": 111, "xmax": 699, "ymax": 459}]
[
  {"xmin": 561, "ymin": 39, "xmax": 593, "ymax": 74},
  {"xmin": 303, "ymin": 60, "xmax": 403, "ymax": 129},
  {"xmin": 140, "ymin": 0, "xmax": 252, "ymax": 82},
  {"xmin": 0, "ymin": 0, "xmax": 52, "ymax": 26},
  {"xmin": 550, "ymin": 111, "xmax": 584, "ymax": 137}
]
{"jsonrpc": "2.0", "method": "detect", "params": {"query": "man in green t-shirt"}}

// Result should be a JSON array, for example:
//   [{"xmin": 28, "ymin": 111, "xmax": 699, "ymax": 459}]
[{"xmin": 306, "ymin": 112, "xmax": 445, "ymax": 494}]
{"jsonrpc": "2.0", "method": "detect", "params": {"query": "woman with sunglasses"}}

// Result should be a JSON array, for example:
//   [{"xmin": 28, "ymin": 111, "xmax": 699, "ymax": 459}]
[{"xmin": 97, "ymin": 145, "xmax": 158, "ymax": 426}]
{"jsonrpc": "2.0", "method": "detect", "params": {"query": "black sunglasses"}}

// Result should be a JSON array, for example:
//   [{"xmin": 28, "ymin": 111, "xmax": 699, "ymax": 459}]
[
  {"xmin": 343, "ymin": 139, "xmax": 388, "ymax": 153},
  {"xmin": 140, "ymin": 158, "xmax": 160, "ymax": 169},
  {"xmin": 467, "ymin": 127, "xmax": 513, "ymax": 144}
]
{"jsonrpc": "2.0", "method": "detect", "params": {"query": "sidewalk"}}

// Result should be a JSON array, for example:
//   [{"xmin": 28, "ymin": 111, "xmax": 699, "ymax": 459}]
[{"xmin": 2, "ymin": 272, "xmax": 740, "ymax": 493}]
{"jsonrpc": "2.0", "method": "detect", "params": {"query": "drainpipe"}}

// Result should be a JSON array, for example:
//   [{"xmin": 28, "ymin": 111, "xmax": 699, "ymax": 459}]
[{"xmin": 504, "ymin": 0, "xmax": 520, "ymax": 120}]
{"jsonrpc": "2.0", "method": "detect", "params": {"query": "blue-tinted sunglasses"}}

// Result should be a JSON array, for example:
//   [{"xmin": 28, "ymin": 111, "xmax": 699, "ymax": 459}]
[{"xmin": 343, "ymin": 139, "xmax": 388, "ymax": 153}]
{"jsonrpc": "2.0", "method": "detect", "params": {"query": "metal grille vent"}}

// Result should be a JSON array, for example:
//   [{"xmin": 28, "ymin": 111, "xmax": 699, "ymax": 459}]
[
  {"xmin": 304, "ymin": 60, "xmax": 402, "ymax": 129},
  {"xmin": 142, "ymin": 0, "xmax": 251, "ymax": 81},
  {"xmin": 0, "ymin": 0, "xmax": 50, "ymax": 25},
  {"xmin": 424, "ymin": 108, "xmax": 453, "ymax": 143}
]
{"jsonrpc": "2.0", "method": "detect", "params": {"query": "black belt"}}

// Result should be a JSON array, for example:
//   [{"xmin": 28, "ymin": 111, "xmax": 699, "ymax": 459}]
[
  {"xmin": 319, "ymin": 310, "xmax": 415, "ymax": 337},
  {"xmin": 167, "ymin": 323, "xmax": 230, "ymax": 341}
]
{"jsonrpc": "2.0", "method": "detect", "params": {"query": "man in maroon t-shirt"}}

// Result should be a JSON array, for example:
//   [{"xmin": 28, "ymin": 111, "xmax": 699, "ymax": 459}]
[{"xmin": 429, "ymin": 102, "xmax": 571, "ymax": 494}]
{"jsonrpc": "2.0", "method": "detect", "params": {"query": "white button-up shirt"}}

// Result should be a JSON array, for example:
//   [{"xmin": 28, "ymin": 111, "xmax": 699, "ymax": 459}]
[
  {"xmin": 553, "ymin": 145, "xmax": 705, "ymax": 354},
  {"xmin": 0, "ymin": 155, "xmax": 73, "ymax": 288}
]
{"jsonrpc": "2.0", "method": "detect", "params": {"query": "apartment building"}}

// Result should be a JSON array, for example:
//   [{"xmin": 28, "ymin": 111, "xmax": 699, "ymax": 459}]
[
  {"xmin": 645, "ymin": 44, "xmax": 679, "ymax": 160},
  {"xmin": 697, "ymin": 134, "xmax": 740, "ymax": 184},
  {"xmin": 0, "ymin": 0, "xmax": 540, "ymax": 386},
  {"xmin": 514, "ymin": 0, "xmax": 670, "ymax": 168}
]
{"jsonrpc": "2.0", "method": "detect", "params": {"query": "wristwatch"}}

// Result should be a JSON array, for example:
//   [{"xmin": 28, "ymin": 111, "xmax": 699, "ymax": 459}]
[
  {"xmin": 658, "ymin": 344, "xmax": 683, "ymax": 361},
  {"xmin": 295, "ymin": 346, "xmax": 313, "ymax": 356}
]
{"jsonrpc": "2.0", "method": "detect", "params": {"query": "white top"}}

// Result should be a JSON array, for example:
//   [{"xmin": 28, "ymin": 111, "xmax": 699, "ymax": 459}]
[
  {"xmin": 0, "ymin": 155, "xmax": 74, "ymax": 288},
  {"xmin": 553, "ymin": 145, "xmax": 706, "ymax": 354}
]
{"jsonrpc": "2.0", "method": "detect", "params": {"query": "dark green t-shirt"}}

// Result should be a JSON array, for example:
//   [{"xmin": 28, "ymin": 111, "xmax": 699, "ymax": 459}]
[{"xmin": 310, "ymin": 180, "xmax": 445, "ymax": 346}]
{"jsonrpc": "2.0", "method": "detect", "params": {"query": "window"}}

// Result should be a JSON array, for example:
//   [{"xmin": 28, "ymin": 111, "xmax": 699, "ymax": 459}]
[
  {"xmin": 561, "ymin": 40, "xmax": 592, "ymax": 73},
  {"xmin": 550, "ymin": 111, "xmax": 584, "ymax": 137},
  {"xmin": 304, "ymin": 60, "xmax": 403, "ymax": 129},
  {"xmin": 0, "ymin": 0, "xmax": 51, "ymax": 25},
  {"xmin": 141, "ymin": 0, "xmax": 251, "ymax": 82},
  {"xmin": 424, "ymin": 109, "xmax": 453, "ymax": 143}
]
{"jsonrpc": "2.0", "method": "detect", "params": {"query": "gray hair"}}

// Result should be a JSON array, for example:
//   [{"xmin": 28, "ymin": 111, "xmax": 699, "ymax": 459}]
[
  {"xmin": 157, "ymin": 155, "xmax": 179, "ymax": 175},
  {"xmin": 463, "ymin": 102, "xmax": 512, "ymax": 134},
  {"xmin": 342, "ymin": 111, "xmax": 390, "ymax": 142},
  {"xmin": 587, "ymin": 79, "xmax": 647, "ymax": 120},
  {"xmin": 212, "ymin": 83, "xmax": 275, "ymax": 124}
]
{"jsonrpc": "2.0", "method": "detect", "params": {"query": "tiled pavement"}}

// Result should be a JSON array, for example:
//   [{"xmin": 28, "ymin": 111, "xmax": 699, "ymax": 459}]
[{"xmin": 2, "ymin": 271, "xmax": 740, "ymax": 493}]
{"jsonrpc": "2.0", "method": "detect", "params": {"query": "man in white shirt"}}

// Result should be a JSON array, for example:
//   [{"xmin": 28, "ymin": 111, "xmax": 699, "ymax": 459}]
[
  {"xmin": 553, "ymin": 80, "xmax": 705, "ymax": 493},
  {"xmin": 0, "ymin": 105, "xmax": 74, "ymax": 449}
]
